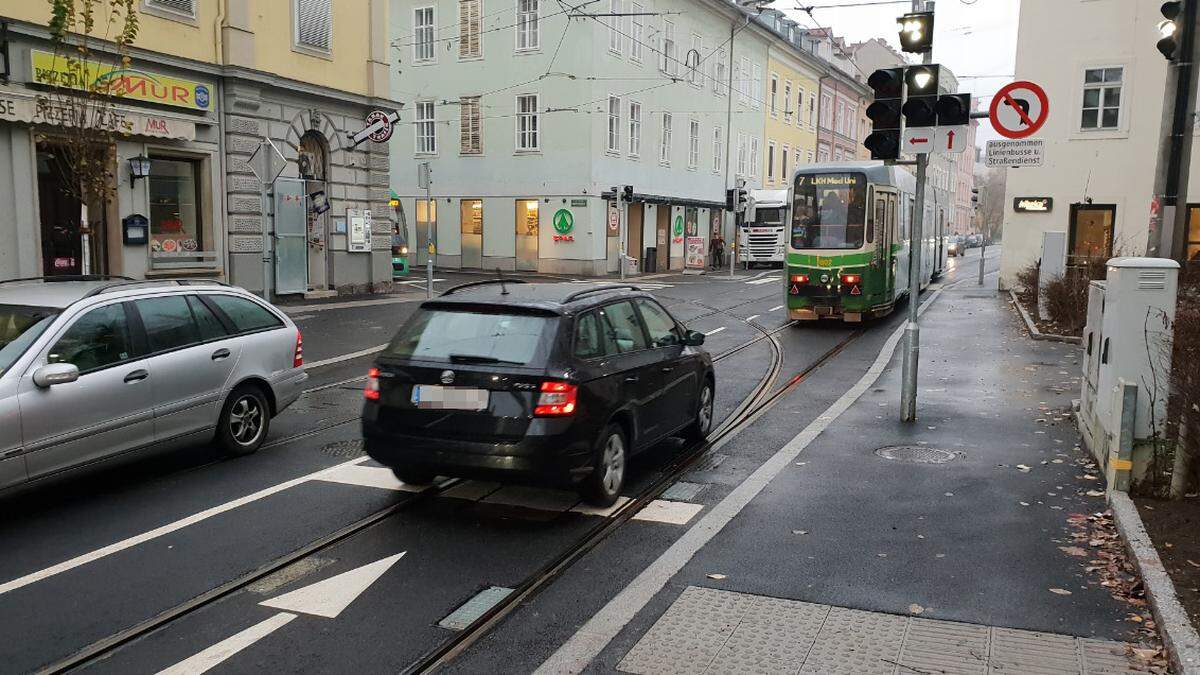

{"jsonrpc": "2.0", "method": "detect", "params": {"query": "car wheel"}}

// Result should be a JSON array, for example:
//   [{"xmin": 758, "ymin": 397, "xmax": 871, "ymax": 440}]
[
  {"xmin": 216, "ymin": 385, "xmax": 270, "ymax": 456},
  {"xmin": 685, "ymin": 381, "xmax": 715, "ymax": 441},
  {"xmin": 580, "ymin": 424, "xmax": 627, "ymax": 507},
  {"xmin": 391, "ymin": 466, "xmax": 436, "ymax": 486}
]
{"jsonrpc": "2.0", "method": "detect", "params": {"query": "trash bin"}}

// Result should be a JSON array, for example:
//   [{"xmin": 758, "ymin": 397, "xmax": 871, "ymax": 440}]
[{"xmin": 624, "ymin": 256, "xmax": 639, "ymax": 276}]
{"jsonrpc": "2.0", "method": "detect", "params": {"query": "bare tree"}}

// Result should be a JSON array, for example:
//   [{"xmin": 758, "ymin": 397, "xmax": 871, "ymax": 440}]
[{"xmin": 974, "ymin": 166, "xmax": 1006, "ymax": 242}]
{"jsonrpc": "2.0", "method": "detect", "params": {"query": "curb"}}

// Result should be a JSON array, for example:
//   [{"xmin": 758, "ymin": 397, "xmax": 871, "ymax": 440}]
[
  {"xmin": 1007, "ymin": 289, "xmax": 1082, "ymax": 344},
  {"xmin": 1109, "ymin": 491, "xmax": 1200, "ymax": 674}
]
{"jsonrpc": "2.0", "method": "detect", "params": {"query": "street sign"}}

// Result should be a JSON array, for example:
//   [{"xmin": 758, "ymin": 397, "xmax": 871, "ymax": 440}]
[
  {"xmin": 985, "ymin": 138, "xmax": 1044, "ymax": 167},
  {"xmin": 989, "ymin": 81, "xmax": 1049, "ymax": 139},
  {"xmin": 248, "ymin": 138, "xmax": 287, "ymax": 185},
  {"xmin": 607, "ymin": 201, "xmax": 620, "ymax": 235},
  {"xmin": 417, "ymin": 162, "xmax": 431, "ymax": 189},
  {"xmin": 351, "ymin": 109, "xmax": 401, "ymax": 146},
  {"xmin": 902, "ymin": 126, "xmax": 934, "ymax": 154},
  {"xmin": 933, "ymin": 125, "xmax": 968, "ymax": 154}
]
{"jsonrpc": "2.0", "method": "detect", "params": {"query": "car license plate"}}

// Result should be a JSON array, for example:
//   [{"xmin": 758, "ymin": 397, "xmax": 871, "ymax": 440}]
[{"xmin": 411, "ymin": 385, "xmax": 489, "ymax": 411}]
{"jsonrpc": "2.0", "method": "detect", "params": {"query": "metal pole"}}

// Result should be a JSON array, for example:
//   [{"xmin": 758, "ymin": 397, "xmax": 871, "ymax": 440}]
[
  {"xmin": 978, "ymin": 240, "xmax": 986, "ymax": 286},
  {"xmin": 619, "ymin": 196, "xmax": 627, "ymax": 280},
  {"xmin": 724, "ymin": 19, "xmax": 742, "ymax": 278},
  {"xmin": 425, "ymin": 181, "xmax": 434, "ymax": 300},
  {"xmin": 901, "ymin": 0, "xmax": 931, "ymax": 422},
  {"xmin": 260, "ymin": 181, "xmax": 271, "ymax": 301}
]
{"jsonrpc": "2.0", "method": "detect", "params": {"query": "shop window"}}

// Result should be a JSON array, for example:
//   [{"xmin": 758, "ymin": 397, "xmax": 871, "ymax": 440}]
[
  {"xmin": 461, "ymin": 199, "xmax": 483, "ymax": 235},
  {"xmin": 148, "ymin": 156, "xmax": 204, "ymax": 257},
  {"xmin": 1068, "ymin": 203, "xmax": 1115, "ymax": 264},
  {"xmin": 1186, "ymin": 205, "xmax": 1200, "ymax": 261},
  {"xmin": 516, "ymin": 200, "xmax": 539, "ymax": 236}
]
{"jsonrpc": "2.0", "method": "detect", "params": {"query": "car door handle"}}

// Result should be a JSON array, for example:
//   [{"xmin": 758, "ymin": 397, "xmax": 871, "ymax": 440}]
[
  {"xmin": 660, "ymin": 365, "xmax": 675, "ymax": 373},
  {"xmin": 625, "ymin": 376, "xmax": 639, "ymax": 383},
  {"xmin": 124, "ymin": 369, "xmax": 149, "ymax": 383},
  {"xmin": 211, "ymin": 348, "xmax": 231, "ymax": 361}
]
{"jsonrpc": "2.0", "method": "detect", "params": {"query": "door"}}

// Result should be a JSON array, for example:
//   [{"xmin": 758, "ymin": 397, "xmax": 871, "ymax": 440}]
[
  {"xmin": 19, "ymin": 302, "xmax": 156, "ymax": 479},
  {"xmin": 627, "ymin": 203, "xmax": 644, "ymax": 264},
  {"xmin": 656, "ymin": 208, "xmax": 670, "ymax": 272},
  {"xmin": 598, "ymin": 301, "xmax": 663, "ymax": 444},
  {"xmin": 515, "ymin": 199, "xmax": 539, "ymax": 271},
  {"xmin": 635, "ymin": 298, "xmax": 697, "ymax": 433},
  {"xmin": 133, "ymin": 295, "xmax": 243, "ymax": 441},
  {"xmin": 1068, "ymin": 203, "xmax": 1116, "ymax": 265},
  {"xmin": 884, "ymin": 193, "xmax": 897, "ymax": 300},
  {"xmin": 0, "ymin": 379, "xmax": 28, "ymax": 490},
  {"xmin": 37, "ymin": 145, "xmax": 85, "ymax": 276},
  {"xmin": 461, "ymin": 199, "xmax": 483, "ymax": 269},
  {"xmin": 274, "ymin": 178, "xmax": 309, "ymax": 295}
]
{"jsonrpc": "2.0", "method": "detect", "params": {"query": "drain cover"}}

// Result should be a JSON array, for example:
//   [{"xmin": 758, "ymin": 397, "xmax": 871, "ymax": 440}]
[
  {"xmin": 320, "ymin": 439, "xmax": 365, "ymax": 458},
  {"xmin": 874, "ymin": 446, "xmax": 956, "ymax": 464}
]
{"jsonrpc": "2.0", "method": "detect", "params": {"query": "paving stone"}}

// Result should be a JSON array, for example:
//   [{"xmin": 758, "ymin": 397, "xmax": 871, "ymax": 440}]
[
  {"xmin": 989, "ymin": 627, "xmax": 1083, "ymax": 674},
  {"xmin": 618, "ymin": 587, "xmax": 755, "ymax": 675},
  {"xmin": 798, "ymin": 606, "xmax": 907, "ymax": 675},
  {"xmin": 706, "ymin": 597, "xmax": 828, "ymax": 675},
  {"xmin": 896, "ymin": 618, "xmax": 988, "ymax": 675}
]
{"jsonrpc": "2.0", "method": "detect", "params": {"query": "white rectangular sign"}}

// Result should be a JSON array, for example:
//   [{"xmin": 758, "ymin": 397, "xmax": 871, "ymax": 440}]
[
  {"xmin": 986, "ymin": 139, "xmax": 1044, "ymax": 167},
  {"xmin": 902, "ymin": 127, "xmax": 934, "ymax": 154},
  {"xmin": 934, "ymin": 125, "xmax": 969, "ymax": 154}
]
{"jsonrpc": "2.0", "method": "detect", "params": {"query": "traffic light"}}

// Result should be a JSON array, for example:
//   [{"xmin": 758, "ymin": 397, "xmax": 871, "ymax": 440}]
[
  {"xmin": 622, "ymin": 185, "xmax": 634, "ymax": 202},
  {"xmin": 1158, "ymin": 2, "xmax": 1182, "ymax": 59},
  {"xmin": 864, "ymin": 67, "xmax": 904, "ymax": 160},
  {"xmin": 902, "ymin": 64, "xmax": 940, "ymax": 128},
  {"xmin": 897, "ymin": 11, "xmax": 934, "ymax": 54},
  {"xmin": 935, "ymin": 93, "xmax": 971, "ymax": 126},
  {"xmin": 726, "ymin": 188, "xmax": 748, "ymax": 212}
]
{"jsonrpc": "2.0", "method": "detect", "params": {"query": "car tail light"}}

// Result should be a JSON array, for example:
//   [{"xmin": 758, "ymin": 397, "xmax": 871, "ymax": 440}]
[
  {"xmin": 841, "ymin": 273, "xmax": 861, "ymax": 285},
  {"xmin": 364, "ymin": 367, "xmax": 381, "ymax": 401},
  {"xmin": 534, "ymin": 381, "xmax": 577, "ymax": 417},
  {"xmin": 293, "ymin": 331, "xmax": 304, "ymax": 368},
  {"xmin": 790, "ymin": 274, "xmax": 809, "ymax": 284}
]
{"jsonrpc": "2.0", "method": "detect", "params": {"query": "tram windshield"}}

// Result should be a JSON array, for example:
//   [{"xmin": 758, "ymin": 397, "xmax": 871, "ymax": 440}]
[{"xmin": 791, "ymin": 173, "xmax": 866, "ymax": 250}]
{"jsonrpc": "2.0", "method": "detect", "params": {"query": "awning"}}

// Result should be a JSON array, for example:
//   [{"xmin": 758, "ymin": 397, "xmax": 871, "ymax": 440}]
[{"xmin": 0, "ymin": 85, "xmax": 197, "ymax": 141}]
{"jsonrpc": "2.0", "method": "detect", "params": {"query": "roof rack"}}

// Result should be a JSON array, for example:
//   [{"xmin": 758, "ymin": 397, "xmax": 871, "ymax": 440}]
[
  {"xmin": 440, "ymin": 278, "xmax": 529, "ymax": 297},
  {"xmin": 561, "ymin": 284, "xmax": 644, "ymax": 304},
  {"xmin": 0, "ymin": 274, "xmax": 133, "ymax": 285},
  {"xmin": 81, "ymin": 278, "xmax": 231, "ymax": 298}
]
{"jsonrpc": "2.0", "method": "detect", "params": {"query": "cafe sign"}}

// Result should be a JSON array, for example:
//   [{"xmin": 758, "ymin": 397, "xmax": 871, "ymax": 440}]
[
  {"xmin": 31, "ymin": 50, "xmax": 213, "ymax": 112},
  {"xmin": 0, "ymin": 86, "xmax": 196, "ymax": 140},
  {"xmin": 1013, "ymin": 197, "xmax": 1052, "ymax": 213}
]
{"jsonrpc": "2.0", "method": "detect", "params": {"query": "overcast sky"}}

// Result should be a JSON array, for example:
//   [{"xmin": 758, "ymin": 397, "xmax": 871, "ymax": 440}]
[{"xmin": 774, "ymin": 0, "xmax": 1022, "ymax": 147}]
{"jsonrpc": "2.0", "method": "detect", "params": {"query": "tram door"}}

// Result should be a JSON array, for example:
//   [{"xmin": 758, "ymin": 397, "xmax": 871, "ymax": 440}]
[{"xmin": 883, "ymin": 192, "xmax": 897, "ymax": 300}]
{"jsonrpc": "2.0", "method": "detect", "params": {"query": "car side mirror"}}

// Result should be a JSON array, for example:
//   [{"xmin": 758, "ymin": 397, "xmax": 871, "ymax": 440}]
[
  {"xmin": 33, "ymin": 363, "xmax": 80, "ymax": 388},
  {"xmin": 683, "ymin": 329, "xmax": 706, "ymax": 347}
]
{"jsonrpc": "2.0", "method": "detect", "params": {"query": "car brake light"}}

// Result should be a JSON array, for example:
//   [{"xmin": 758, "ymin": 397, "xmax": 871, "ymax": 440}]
[
  {"xmin": 534, "ymin": 381, "xmax": 577, "ymax": 416},
  {"xmin": 841, "ymin": 274, "xmax": 861, "ymax": 285},
  {"xmin": 790, "ymin": 274, "xmax": 809, "ymax": 284},
  {"xmin": 364, "ymin": 367, "xmax": 381, "ymax": 401},
  {"xmin": 293, "ymin": 331, "xmax": 304, "ymax": 368}
]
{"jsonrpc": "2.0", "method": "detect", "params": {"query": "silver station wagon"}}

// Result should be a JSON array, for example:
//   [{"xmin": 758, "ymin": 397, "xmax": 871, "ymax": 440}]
[{"xmin": 0, "ymin": 277, "xmax": 308, "ymax": 493}]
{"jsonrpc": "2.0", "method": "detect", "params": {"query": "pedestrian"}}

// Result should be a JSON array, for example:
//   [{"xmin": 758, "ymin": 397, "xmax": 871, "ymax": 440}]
[{"xmin": 710, "ymin": 233, "xmax": 725, "ymax": 269}]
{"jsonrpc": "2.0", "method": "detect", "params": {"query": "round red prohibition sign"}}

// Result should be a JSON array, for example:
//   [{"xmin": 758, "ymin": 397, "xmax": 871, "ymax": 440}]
[{"xmin": 989, "ymin": 80, "xmax": 1049, "ymax": 139}]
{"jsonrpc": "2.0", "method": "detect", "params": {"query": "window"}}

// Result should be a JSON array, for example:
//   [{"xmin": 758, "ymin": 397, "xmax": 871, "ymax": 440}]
[
  {"xmin": 415, "ymin": 101, "xmax": 436, "ymax": 154},
  {"xmin": 149, "ymin": 157, "xmax": 204, "ymax": 255},
  {"xmin": 660, "ymin": 112, "xmax": 673, "ymax": 164},
  {"xmin": 459, "ymin": 0, "xmax": 482, "ymax": 59},
  {"xmin": 661, "ymin": 20, "xmax": 678, "ymax": 75},
  {"xmin": 459, "ymin": 97, "xmax": 482, "ymax": 155},
  {"xmin": 820, "ymin": 93, "xmax": 832, "ymax": 130},
  {"xmin": 736, "ymin": 132, "xmax": 747, "ymax": 176},
  {"xmin": 751, "ymin": 63, "xmax": 763, "ymax": 109},
  {"xmin": 0, "ymin": 305, "xmax": 57, "ymax": 377},
  {"xmin": 714, "ymin": 49, "xmax": 727, "ymax": 96},
  {"xmin": 689, "ymin": 35, "xmax": 703, "ymax": 86},
  {"xmin": 146, "ymin": 0, "xmax": 195, "ymax": 19},
  {"xmin": 295, "ymin": 0, "xmax": 332, "ymax": 53},
  {"xmin": 781, "ymin": 144, "xmax": 789, "ymax": 183},
  {"xmin": 636, "ymin": 299, "xmax": 682, "ymax": 348},
  {"xmin": 796, "ymin": 87, "xmax": 804, "ymax": 127},
  {"xmin": 818, "ymin": 146, "xmax": 829, "ymax": 163},
  {"xmin": 609, "ymin": 0, "xmax": 623, "ymax": 53},
  {"xmin": 629, "ymin": 101, "xmax": 642, "ymax": 156},
  {"xmin": 1082, "ymin": 67, "xmax": 1122, "ymax": 130},
  {"xmin": 769, "ymin": 74, "xmax": 779, "ymax": 116},
  {"xmin": 607, "ymin": 95, "xmax": 622, "ymax": 153},
  {"xmin": 1068, "ymin": 204, "xmax": 1115, "ymax": 263},
  {"xmin": 207, "ymin": 295, "xmax": 284, "ymax": 334},
  {"xmin": 794, "ymin": 148, "xmax": 801, "ymax": 171},
  {"xmin": 847, "ymin": 105, "xmax": 857, "ymax": 141},
  {"xmin": 834, "ymin": 148, "xmax": 844, "ymax": 162},
  {"xmin": 516, "ymin": 0, "xmax": 539, "ymax": 51},
  {"xmin": 712, "ymin": 127, "xmax": 723, "ymax": 173},
  {"xmin": 600, "ymin": 301, "xmax": 649, "ymax": 353},
  {"xmin": 767, "ymin": 141, "xmax": 776, "ymax": 182},
  {"xmin": 835, "ymin": 100, "xmax": 846, "ymax": 136},
  {"xmin": 688, "ymin": 119, "xmax": 700, "ymax": 169},
  {"xmin": 630, "ymin": 2, "xmax": 644, "ymax": 61},
  {"xmin": 736, "ymin": 57, "xmax": 750, "ymax": 105},
  {"xmin": 749, "ymin": 137, "xmax": 760, "ymax": 178},
  {"xmin": 188, "ymin": 296, "xmax": 227, "ymax": 342},
  {"xmin": 136, "ymin": 296, "xmax": 204, "ymax": 353},
  {"xmin": 47, "ymin": 304, "xmax": 135, "ymax": 373},
  {"xmin": 517, "ymin": 94, "xmax": 540, "ymax": 151},
  {"xmin": 807, "ymin": 150, "xmax": 814, "ymax": 164},
  {"xmin": 808, "ymin": 93, "xmax": 816, "ymax": 128},
  {"xmin": 791, "ymin": 171, "xmax": 866, "ymax": 250},
  {"xmin": 783, "ymin": 81, "xmax": 792, "ymax": 122},
  {"xmin": 414, "ymin": 6, "xmax": 436, "ymax": 62},
  {"xmin": 574, "ymin": 310, "xmax": 619, "ymax": 359},
  {"xmin": 387, "ymin": 309, "xmax": 552, "ymax": 365}
]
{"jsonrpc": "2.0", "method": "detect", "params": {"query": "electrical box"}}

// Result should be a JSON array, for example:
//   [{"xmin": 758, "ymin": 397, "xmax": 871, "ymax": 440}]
[{"xmin": 122, "ymin": 214, "xmax": 149, "ymax": 246}]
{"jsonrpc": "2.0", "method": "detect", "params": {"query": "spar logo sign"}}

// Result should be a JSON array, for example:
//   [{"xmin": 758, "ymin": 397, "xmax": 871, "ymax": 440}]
[
  {"xmin": 552, "ymin": 209, "xmax": 575, "ymax": 242},
  {"xmin": 672, "ymin": 214, "xmax": 684, "ymax": 243},
  {"xmin": 31, "ymin": 50, "xmax": 214, "ymax": 112}
]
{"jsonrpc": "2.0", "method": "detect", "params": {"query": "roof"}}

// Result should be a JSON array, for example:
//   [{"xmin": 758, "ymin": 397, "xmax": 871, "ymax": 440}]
[
  {"xmin": 428, "ymin": 282, "xmax": 648, "ymax": 315},
  {"xmin": 0, "ymin": 278, "xmax": 232, "ymax": 309}
]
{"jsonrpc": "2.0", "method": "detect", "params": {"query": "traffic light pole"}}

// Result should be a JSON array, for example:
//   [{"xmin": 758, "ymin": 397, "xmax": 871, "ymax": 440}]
[{"xmin": 900, "ymin": 0, "xmax": 931, "ymax": 422}]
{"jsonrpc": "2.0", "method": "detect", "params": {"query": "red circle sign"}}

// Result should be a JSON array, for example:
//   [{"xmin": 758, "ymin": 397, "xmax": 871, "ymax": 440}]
[
  {"xmin": 365, "ymin": 110, "xmax": 394, "ymax": 143},
  {"xmin": 989, "ymin": 81, "xmax": 1049, "ymax": 139}
]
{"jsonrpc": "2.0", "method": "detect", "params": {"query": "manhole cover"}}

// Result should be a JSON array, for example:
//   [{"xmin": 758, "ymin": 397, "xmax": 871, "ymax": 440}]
[
  {"xmin": 874, "ymin": 446, "xmax": 956, "ymax": 464},
  {"xmin": 320, "ymin": 439, "xmax": 365, "ymax": 458}
]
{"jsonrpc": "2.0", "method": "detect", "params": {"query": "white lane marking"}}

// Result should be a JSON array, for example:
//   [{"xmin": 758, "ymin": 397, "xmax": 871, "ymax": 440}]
[
  {"xmin": 0, "ymin": 456, "xmax": 370, "ymax": 597},
  {"xmin": 397, "ymin": 278, "xmax": 446, "ymax": 286},
  {"xmin": 745, "ymin": 315, "xmax": 760, "ymax": 322},
  {"xmin": 534, "ymin": 289, "xmax": 945, "ymax": 675},
  {"xmin": 631, "ymin": 500, "xmax": 703, "ymax": 525},
  {"xmin": 704, "ymin": 327, "xmax": 727, "ymax": 336},
  {"xmin": 769, "ymin": 305, "xmax": 784, "ymax": 312},
  {"xmin": 259, "ymin": 552, "xmax": 406, "ymax": 618},
  {"xmin": 302, "ymin": 344, "xmax": 389, "ymax": 371},
  {"xmin": 744, "ymin": 276, "xmax": 780, "ymax": 286},
  {"xmin": 279, "ymin": 296, "xmax": 423, "ymax": 315},
  {"xmin": 571, "ymin": 496, "xmax": 632, "ymax": 517},
  {"xmin": 156, "ymin": 613, "xmax": 298, "ymax": 675},
  {"xmin": 313, "ymin": 465, "xmax": 424, "ymax": 493}
]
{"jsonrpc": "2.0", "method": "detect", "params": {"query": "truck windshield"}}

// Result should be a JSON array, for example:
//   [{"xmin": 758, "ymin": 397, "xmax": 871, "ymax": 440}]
[
  {"xmin": 0, "ymin": 305, "xmax": 58, "ymax": 377},
  {"xmin": 750, "ymin": 207, "xmax": 784, "ymax": 226},
  {"xmin": 791, "ymin": 172, "xmax": 867, "ymax": 250}
]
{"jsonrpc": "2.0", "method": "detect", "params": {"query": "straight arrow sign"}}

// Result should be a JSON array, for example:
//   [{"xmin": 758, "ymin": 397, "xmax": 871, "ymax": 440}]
[
  {"xmin": 933, "ymin": 125, "xmax": 969, "ymax": 154},
  {"xmin": 156, "ymin": 552, "xmax": 406, "ymax": 675}
]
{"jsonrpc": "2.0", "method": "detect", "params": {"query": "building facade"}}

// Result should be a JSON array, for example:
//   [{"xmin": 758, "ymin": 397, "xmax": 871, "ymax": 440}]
[
  {"xmin": 755, "ymin": 10, "xmax": 822, "ymax": 188},
  {"xmin": 389, "ymin": 0, "xmax": 774, "ymax": 275},
  {"xmin": 0, "ymin": 0, "xmax": 396, "ymax": 298},
  {"xmin": 998, "ymin": 0, "xmax": 1196, "ymax": 287}
]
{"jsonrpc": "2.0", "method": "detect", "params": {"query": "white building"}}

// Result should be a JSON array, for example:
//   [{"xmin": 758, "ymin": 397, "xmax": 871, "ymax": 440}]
[
  {"xmin": 999, "ymin": 0, "xmax": 1200, "ymax": 287},
  {"xmin": 389, "ymin": 0, "xmax": 774, "ymax": 275}
]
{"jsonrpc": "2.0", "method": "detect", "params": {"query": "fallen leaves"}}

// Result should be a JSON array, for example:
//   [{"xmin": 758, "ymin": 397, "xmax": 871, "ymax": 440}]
[
  {"xmin": 1085, "ymin": 490, "xmax": 1106, "ymax": 497},
  {"xmin": 1059, "ymin": 546, "xmax": 1088, "ymax": 557},
  {"xmin": 1049, "ymin": 588, "xmax": 1072, "ymax": 595},
  {"xmin": 908, "ymin": 603, "xmax": 924, "ymax": 615},
  {"xmin": 706, "ymin": 573, "xmax": 727, "ymax": 580}
]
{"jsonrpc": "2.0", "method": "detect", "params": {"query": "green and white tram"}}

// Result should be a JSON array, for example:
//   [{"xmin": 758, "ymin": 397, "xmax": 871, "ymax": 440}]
[{"xmin": 784, "ymin": 162, "xmax": 949, "ymax": 322}]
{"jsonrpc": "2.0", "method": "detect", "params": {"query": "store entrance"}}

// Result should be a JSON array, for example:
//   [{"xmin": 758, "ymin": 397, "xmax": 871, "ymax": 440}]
[{"xmin": 36, "ymin": 144, "xmax": 104, "ymax": 277}]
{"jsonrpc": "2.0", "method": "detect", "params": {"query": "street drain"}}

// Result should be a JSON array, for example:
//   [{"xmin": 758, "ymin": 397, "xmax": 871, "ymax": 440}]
[
  {"xmin": 874, "ymin": 446, "xmax": 956, "ymax": 464},
  {"xmin": 320, "ymin": 439, "xmax": 365, "ymax": 458}
]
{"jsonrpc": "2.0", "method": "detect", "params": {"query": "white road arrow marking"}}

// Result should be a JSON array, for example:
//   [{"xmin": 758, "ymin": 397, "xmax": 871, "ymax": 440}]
[{"xmin": 156, "ymin": 553, "xmax": 406, "ymax": 674}]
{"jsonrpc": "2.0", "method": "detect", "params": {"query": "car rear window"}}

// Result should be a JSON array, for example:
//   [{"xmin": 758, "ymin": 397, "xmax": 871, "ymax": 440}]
[
  {"xmin": 0, "ymin": 304, "xmax": 59, "ymax": 376},
  {"xmin": 206, "ymin": 294, "xmax": 284, "ymax": 333},
  {"xmin": 384, "ymin": 308, "xmax": 554, "ymax": 365}
]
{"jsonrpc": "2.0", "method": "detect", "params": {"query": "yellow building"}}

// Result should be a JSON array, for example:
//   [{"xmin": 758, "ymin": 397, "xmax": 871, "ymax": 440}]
[
  {"xmin": 762, "ymin": 45, "xmax": 823, "ymax": 189},
  {"xmin": 0, "ymin": 0, "xmax": 396, "ymax": 297}
]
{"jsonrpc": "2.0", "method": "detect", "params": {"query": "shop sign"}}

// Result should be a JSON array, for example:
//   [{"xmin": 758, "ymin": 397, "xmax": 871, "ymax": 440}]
[
  {"xmin": 31, "ymin": 50, "xmax": 214, "ymax": 112},
  {"xmin": 607, "ymin": 202, "xmax": 620, "ymax": 236},
  {"xmin": 1013, "ymin": 197, "xmax": 1052, "ymax": 213},
  {"xmin": 570, "ymin": 199, "xmax": 588, "ymax": 207},
  {"xmin": 672, "ymin": 214, "xmax": 684, "ymax": 244},
  {"xmin": 0, "ymin": 86, "xmax": 195, "ymax": 140},
  {"xmin": 685, "ymin": 237, "xmax": 705, "ymax": 269},
  {"xmin": 552, "ymin": 209, "xmax": 575, "ymax": 242}
]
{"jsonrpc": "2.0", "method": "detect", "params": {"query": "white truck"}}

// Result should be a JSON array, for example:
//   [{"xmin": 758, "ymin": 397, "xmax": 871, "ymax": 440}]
[{"xmin": 738, "ymin": 188, "xmax": 788, "ymax": 266}]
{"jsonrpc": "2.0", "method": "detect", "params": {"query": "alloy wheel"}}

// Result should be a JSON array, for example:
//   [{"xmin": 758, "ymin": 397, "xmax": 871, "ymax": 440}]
[
  {"xmin": 229, "ymin": 395, "xmax": 265, "ymax": 447},
  {"xmin": 600, "ymin": 433, "xmax": 626, "ymax": 496},
  {"xmin": 698, "ymin": 385, "xmax": 714, "ymax": 434}
]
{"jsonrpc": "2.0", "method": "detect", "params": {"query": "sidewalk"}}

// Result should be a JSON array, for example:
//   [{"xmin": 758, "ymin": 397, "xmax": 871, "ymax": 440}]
[{"xmin": 565, "ymin": 279, "xmax": 1156, "ymax": 674}]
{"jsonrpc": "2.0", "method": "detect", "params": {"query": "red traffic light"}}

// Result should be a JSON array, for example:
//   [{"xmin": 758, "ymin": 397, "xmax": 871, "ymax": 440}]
[{"xmin": 867, "ymin": 68, "xmax": 904, "ymax": 99}]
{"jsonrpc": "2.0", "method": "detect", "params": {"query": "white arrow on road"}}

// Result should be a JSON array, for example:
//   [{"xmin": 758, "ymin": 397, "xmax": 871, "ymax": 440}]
[{"xmin": 157, "ymin": 552, "xmax": 406, "ymax": 675}]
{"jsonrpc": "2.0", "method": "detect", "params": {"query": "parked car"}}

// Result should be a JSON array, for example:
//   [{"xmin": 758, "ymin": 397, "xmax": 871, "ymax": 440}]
[
  {"xmin": 362, "ymin": 281, "xmax": 716, "ymax": 506},
  {"xmin": 966, "ymin": 234, "xmax": 983, "ymax": 248},
  {"xmin": 947, "ymin": 236, "xmax": 963, "ymax": 257},
  {"xmin": 0, "ymin": 276, "xmax": 307, "ymax": 493}
]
